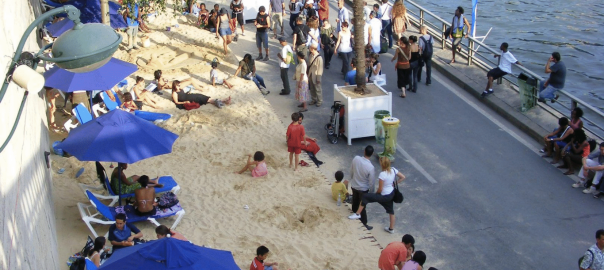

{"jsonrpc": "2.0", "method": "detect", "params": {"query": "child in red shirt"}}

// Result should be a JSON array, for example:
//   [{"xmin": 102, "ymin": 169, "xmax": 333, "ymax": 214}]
[
  {"xmin": 250, "ymin": 246, "xmax": 281, "ymax": 270},
  {"xmin": 286, "ymin": 112, "xmax": 306, "ymax": 171}
]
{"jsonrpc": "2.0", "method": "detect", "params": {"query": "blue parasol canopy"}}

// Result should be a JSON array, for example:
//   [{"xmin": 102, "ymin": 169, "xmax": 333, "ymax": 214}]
[{"xmin": 43, "ymin": 58, "xmax": 137, "ymax": 92}]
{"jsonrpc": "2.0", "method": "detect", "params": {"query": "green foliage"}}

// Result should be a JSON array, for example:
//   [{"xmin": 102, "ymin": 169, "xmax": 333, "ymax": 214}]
[{"xmin": 121, "ymin": 0, "xmax": 179, "ymax": 19}]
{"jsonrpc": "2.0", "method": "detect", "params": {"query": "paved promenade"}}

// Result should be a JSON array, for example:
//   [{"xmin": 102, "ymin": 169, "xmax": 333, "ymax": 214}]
[{"xmin": 225, "ymin": 2, "xmax": 604, "ymax": 268}]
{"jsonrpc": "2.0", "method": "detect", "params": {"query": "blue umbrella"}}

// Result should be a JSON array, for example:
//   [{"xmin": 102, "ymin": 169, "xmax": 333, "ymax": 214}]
[
  {"xmin": 57, "ymin": 109, "xmax": 178, "ymax": 163},
  {"xmin": 98, "ymin": 238, "xmax": 240, "ymax": 270},
  {"xmin": 47, "ymin": 0, "xmax": 127, "ymax": 29},
  {"xmin": 46, "ymin": 18, "xmax": 75, "ymax": 37},
  {"xmin": 44, "ymin": 58, "xmax": 137, "ymax": 92}
]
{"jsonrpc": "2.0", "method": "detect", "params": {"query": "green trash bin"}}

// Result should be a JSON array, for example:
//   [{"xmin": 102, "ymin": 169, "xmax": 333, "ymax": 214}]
[
  {"xmin": 518, "ymin": 72, "xmax": 538, "ymax": 112},
  {"xmin": 379, "ymin": 117, "xmax": 400, "ymax": 160},
  {"xmin": 374, "ymin": 110, "xmax": 390, "ymax": 144}
]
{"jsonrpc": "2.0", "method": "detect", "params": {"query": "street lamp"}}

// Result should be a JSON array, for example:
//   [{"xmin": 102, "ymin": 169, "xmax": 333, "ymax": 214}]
[{"xmin": 0, "ymin": 5, "xmax": 123, "ymax": 152}]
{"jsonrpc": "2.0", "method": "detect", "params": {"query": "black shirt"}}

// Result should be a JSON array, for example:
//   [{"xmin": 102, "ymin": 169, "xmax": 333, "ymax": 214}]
[
  {"xmin": 256, "ymin": 13, "xmax": 269, "ymax": 32},
  {"xmin": 293, "ymin": 24, "xmax": 310, "ymax": 46}
]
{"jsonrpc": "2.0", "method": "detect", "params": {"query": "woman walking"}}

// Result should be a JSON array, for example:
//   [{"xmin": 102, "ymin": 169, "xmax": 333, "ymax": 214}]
[
  {"xmin": 408, "ymin": 35, "xmax": 420, "ymax": 93},
  {"xmin": 392, "ymin": 36, "xmax": 411, "ymax": 98},
  {"xmin": 348, "ymin": 157, "xmax": 406, "ymax": 234},
  {"xmin": 391, "ymin": 0, "xmax": 408, "ymax": 42},
  {"xmin": 216, "ymin": 8, "xmax": 233, "ymax": 55},
  {"xmin": 320, "ymin": 21, "xmax": 336, "ymax": 69},
  {"xmin": 334, "ymin": 22, "xmax": 353, "ymax": 77}
]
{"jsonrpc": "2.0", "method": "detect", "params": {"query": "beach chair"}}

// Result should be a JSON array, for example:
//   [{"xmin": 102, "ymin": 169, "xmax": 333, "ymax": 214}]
[
  {"xmin": 91, "ymin": 103, "xmax": 108, "ymax": 117},
  {"xmin": 101, "ymin": 92, "xmax": 119, "ymax": 111},
  {"xmin": 77, "ymin": 190, "xmax": 186, "ymax": 238},
  {"xmin": 78, "ymin": 162, "xmax": 180, "ymax": 206},
  {"xmin": 63, "ymin": 103, "xmax": 93, "ymax": 132}
]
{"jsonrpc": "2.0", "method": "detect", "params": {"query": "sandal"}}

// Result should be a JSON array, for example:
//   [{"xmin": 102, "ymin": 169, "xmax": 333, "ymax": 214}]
[{"xmin": 299, "ymin": 160, "xmax": 310, "ymax": 167}]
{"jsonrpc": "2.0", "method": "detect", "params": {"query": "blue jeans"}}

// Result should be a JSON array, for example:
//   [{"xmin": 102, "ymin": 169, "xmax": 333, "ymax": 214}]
[
  {"xmin": 244, "ymin": 74, "xmax": 266, "ymax": 89},
  {"xmin": 539, "ymin": 80, "xmax": 561, "ymax": 100},
  {"xmin": 381, "ymin": 19, "xmax": 393, "ymax": 48}
]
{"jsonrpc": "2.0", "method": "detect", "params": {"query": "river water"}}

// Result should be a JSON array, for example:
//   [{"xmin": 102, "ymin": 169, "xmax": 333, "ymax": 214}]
[{"xmin": 407, "ymin": 0, "xmax": 604, "ymax": 111}]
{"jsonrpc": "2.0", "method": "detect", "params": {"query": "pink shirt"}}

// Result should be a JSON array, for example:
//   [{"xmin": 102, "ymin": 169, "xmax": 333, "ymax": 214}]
[{"xmin": 252, "ymin": 162, "xmax": 268, "ymax": 177}]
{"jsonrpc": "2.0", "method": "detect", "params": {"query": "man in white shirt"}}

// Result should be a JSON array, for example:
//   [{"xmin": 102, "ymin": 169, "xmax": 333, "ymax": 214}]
[
  {"xmin": 379, "ymin": 0, "xmax": 393, "ymax": 48},
  {"xmin": 335, "ymin": 0, "xmax": 349, "ymax": 33},
  {"xmin": 363, "ymin": 1, "xmax": 372, "ymax": 23},
  {"xmin": 349, "ymin": 145, "xmax": 376, "ymax": 230},
  {"xmin": 482, "ymin": 42, "xmax": 522, "ymax": 97},
  {"xmin": 278, "ymin": 37, "xmax": 294, "ymax": 95}
]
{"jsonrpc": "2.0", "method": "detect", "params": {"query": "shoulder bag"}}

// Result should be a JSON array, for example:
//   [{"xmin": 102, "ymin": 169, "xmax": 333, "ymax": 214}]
[{"xmin": 392, "ymin": 168, "xmax": 404, "ymax": 203}]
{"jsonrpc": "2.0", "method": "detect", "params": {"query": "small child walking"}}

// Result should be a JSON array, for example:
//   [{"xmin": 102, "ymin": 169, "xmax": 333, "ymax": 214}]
[
  {"xmin": 210, "ymin": 62, "xmax": 234, "ymax": 89},
  {"xmin": 235, "ymin": 151, "xmax": 268, "ymax": 177},
  {"xmin": 286, "ymin": 112, "xmax": 306, "ymax": 171},
  {"xmin": 294, "ymin": 51, "xmax": 310, "ymax": 112}
]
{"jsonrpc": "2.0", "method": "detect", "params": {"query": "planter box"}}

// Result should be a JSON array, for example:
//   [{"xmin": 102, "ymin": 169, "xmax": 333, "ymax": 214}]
[{"xmin": 333, "ymin": 83, "xmax": 393, "ymax": 145}]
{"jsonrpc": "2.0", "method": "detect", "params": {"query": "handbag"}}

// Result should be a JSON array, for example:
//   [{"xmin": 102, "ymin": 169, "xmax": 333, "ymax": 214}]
[
  {"xmin": 392, "ymin": 168, "xmax": 404, "ymax": 203},
  {"xmin": 372, "ymin": 74, "xmax": 386, "ymax": 86}
]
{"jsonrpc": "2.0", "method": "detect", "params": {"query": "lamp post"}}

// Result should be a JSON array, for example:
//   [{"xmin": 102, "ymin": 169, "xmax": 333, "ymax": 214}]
[{"xmin": 0, "ymin": 5, "xmax": 123, "ymax": 153}]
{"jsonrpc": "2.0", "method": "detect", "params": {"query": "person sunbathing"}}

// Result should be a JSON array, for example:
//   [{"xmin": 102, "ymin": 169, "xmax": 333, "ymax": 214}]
[
  {"xmin": 171, "ymin": 80, "xmax": 231, "ymax": 109},
  {"xmin": 132, "ymin": 76, "xmax": 159, "ymax": 109},
  {"xmin": 153, "ymin": 70, "xmax": 204, "ymax": 91},
  {"xmin": 134, "ymin": 175, "xmax": 158, "ymax": 216},
  {"xmin": 111, "ymin": 163, "xmax": 162, "ymax": 195}
]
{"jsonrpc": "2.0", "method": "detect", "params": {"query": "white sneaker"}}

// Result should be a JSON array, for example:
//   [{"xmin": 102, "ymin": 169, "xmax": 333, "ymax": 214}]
[
  {"xmin": 572, "ymin": 181, "xmax": 584, "ymax": 188},
  {"xmin": 583, "ymin": 187, "xmax": 597, "ymax": 194},
  {"xmin": 348, "ymin": 213, "xmax": 361, "ymax": 220},
  {"xmin": 241, "ymin": 33, "xmax": 245, "ymax": 36},
  {"xmin": 384, "ymin": 227, "xmax": 394, "ymax": 234}
]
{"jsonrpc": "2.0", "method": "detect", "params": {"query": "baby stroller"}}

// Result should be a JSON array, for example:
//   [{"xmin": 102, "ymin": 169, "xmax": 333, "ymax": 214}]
[{"xmin": 325, "ymin": 101, "xmax": 345, "ymax": 144}]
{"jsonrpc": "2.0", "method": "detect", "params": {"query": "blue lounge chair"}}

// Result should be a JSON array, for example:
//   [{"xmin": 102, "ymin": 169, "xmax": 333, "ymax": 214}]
[
  {"xmin": 101, "ymin": 92, "xmax": 119, "ymax": 111},
  {"xmin": 134, "ymin": 111, "xmax": 172, "ymax": 122},
  {"xmin": 63, "ymin": 103, "xmax": 94, "ymax": 132},
  {"xmin": 78, "ymin": 162, "xmax": 180, "ymax": 206},
  {"xmin": 77, "ymin": 190, "xmax": 185, "ymax": 238}
]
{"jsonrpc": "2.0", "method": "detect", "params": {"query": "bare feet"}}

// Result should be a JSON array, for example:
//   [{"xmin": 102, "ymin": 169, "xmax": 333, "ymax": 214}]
[{"xmin": 224, "ymin": 96, "xmax": 232, "ymax": 105}]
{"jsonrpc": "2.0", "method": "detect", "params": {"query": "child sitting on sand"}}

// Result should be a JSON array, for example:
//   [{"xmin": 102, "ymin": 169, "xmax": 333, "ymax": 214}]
[
  {"xmin": 286, "ymin": 112, "xmax": 306, "ymax": 171},
  {"xmin": 250, "ymin": 246, "xmax": 281, "ymax": 270},
  {"xmin": 210, "ymin": 62, "xmax": 234, "ymax": 89},
  {"xmin": 331, "ymin": 171, "xmax": 350, "ymax": 202},
  {"xmin": 120, "ymin": 92, "xmax": 139, "ymax": 111},
  {"xmin": 236, "ymin": 151, "xmax": 268, "ymax": 177}
]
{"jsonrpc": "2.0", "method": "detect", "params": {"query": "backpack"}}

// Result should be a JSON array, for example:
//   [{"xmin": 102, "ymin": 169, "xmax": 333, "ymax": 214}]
[
  {"xmin": 69, "ymin": 258, "xmax": 86, "ymax": 270},
  {"xmin": 379, "ymin": 35, "xmax": 388, "ymax": 54},
  {"xmin": 296, "ymin": 26, "xmax": 307, "ymax": 44},
  {"xmin": 158, "ymin": 192, "xmax": 179, "ymax": 210},
  {"xmin": 420, "ymin": 36, "xmax": 433, "ymax": 58},
  {"xmin": 578, "ymin": 249, "xmax": 594, "ymax": 269}
]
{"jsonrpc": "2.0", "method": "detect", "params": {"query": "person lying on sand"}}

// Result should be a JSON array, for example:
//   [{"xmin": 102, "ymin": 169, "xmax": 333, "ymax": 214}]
[
  {"xmin": 235, "ymin": 151, "xmax": 268, "ymax": 177},
  {"xmin": 172, "ymin": 80, "xmax": 231, "ymax": 109},
  {"xmin": 154, "ymin": 70, "xmax": 204, "ymax": 91}
]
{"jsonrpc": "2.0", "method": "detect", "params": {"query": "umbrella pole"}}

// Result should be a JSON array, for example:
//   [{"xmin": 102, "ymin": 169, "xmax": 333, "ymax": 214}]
[{"xmin": 118, "ymin": 165, "xmax": 122, "ymax": 206}]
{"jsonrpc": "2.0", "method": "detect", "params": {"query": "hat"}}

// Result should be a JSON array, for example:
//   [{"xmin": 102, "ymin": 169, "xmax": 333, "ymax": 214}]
[
  {"xmin": 219, "ymin": 7, "xmax": 228, "ymax": 15},
  {"xmin": 278, "ymin": 37, "xmax": 287, "ymax": 42}
]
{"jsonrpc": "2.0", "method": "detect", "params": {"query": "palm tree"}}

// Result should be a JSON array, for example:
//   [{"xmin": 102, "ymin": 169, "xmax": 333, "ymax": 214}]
[{"xmin": 352, "ymin": 0, "xmax": 369, "ymax": 94}]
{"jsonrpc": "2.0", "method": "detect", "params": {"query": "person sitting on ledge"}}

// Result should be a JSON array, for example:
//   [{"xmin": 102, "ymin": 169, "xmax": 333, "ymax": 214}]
[
  {"xmin": 108, "ymin": 213, "xmax": 143, "ymax": 251},
  {"xmin": 542, "ymin": 117, "xmax": 574, "ymax": 165},
  {"xmin": 111, "ymin": 163, "xmax": 162, "ymax": 195}
]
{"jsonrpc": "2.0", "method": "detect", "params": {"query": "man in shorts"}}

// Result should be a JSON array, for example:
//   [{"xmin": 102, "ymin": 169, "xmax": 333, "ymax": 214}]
[
  {"xmin": 255, "ymin": 6, "xmax": 271, "ymax": 61},
  {"xmin": 481, "ymin": 42, "xmax": 522, "ymax": 97},
  {"xmin": 270, "ymin": 0, "xmax": 285, "ymax": 38}
]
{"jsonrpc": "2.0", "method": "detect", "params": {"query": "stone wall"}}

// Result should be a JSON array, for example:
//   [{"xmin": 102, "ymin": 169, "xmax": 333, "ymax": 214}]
[{"xmin": 0, "ymin": 0, "xmax": 60, "ymax": 269}]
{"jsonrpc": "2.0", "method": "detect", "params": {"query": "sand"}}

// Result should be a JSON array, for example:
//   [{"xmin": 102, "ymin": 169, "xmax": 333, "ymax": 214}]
[
  {"xmin": 338, "ymin": 84, "xmax": 387, "ymax": 99},
  {"xmin": 50, "ymin": 5, "xmax": 382, "ymax": 270}
]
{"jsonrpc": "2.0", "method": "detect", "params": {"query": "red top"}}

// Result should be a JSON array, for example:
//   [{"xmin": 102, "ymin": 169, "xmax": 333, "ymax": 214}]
[
  {"xmin": 250, "ymin": 257, "xmax": 264, "ymax": 270},
  {"xmin": 378, "ymin": 242, "xmax": 408, "ymax": 270},
  {"xmin": 318, "ymin": 0, "xmax": 329, "ymax": 19},
  {"xmin": 286, "ymin": 124, "xmax": 305, "ymax": 148}
]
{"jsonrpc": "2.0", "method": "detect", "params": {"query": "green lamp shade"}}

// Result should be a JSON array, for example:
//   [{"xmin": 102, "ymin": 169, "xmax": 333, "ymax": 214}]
[{"xmin": 51, "ymin": 23, "xmax": 122, "ymax": 73}]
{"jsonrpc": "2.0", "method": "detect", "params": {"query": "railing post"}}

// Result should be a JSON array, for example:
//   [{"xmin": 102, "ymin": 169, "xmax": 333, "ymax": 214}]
[
  {"xmin": 419, "ymin": 10, "xmax": 424, "ymax": 26},
  {"xmin": 468, "ymin": 39, "xmax": 474, "ymax": 66},
  {"xmin": 441, "ymin": 23, "xmax": 446, "ymax": 49},
  {"xmin": 496, "ymin": 56, "xmax": 502, "ymax": 85}
]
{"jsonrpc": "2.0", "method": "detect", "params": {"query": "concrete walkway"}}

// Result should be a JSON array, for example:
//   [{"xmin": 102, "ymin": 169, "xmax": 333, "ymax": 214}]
[{"xmin": 223, "ymin": 2, "xmax": 604, "ymax": 269}]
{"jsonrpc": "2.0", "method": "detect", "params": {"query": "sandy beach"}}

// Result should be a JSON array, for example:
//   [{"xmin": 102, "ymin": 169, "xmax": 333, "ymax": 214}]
[{"xmin": 50, "ymin": 7, "xmax": 382, "ymax": 269}]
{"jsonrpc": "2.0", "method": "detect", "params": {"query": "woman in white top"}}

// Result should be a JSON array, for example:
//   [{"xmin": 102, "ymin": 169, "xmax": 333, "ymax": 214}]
[
  {"xmin": 294, "ymin": 51, "xmax": 310, "ymax": 112},
  {"xmin": 87, "ymin": 236, "xmax": 106, "ymax": 267},
  {"xmin": 306, "ymin": 16, "xmax": 321, "ymax": 52},
  {"xmin": 348, "ymin": 157, "xmax": 406, "ymax": 233},
  {"xmin": 333, "ymin": 21, "xmax": 353, "ymax": 77}
]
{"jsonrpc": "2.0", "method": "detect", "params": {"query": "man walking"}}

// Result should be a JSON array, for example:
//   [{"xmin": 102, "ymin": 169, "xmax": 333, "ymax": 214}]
[
  {"xmin": 307, "ymin": 44, "xmax": 323, "ymax": 107},
  {"xmin": 270, "ymin": 0, "xmax": 285, "ymax": 38},
  {"xmin": 579, "ymin": 229, "xmax": 604, "ymax": 270},
  {"xmin": 481, "ymin": 42, "xmax": 522, "ymax": 97},
  {"xmin": 379, "ymin": 0, "xmax": 393, "ymax": 48},
  {"xmin": 289, "ymin": 0, "xmax": 303, "ymax": 32},
  {"xmin": 336, "ymin": 0, "xmax": 349, "ymax": 34},
  {"xmin": 350, "ymin": 145, "xmax": 376, "ymax": 230},
  {"xmin": 255, "ymin": 6, "xmax": 271, "ymax": 61},
  {"xmin": 292, "ymin": 17, "xmax": 310, "ymax": 62},
  {"xmin": 278, "ymin": 37, "xmax": 294, "ymax": 95},
  {"xmin": 538, "ymin": 52, "xmax": 566, "ymax": 103}
]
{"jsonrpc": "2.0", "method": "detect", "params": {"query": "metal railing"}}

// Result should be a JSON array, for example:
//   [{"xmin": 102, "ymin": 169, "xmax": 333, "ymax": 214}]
[{"xmin": 402, "ymin": 0, "xmax": 604, "ymax": 140}]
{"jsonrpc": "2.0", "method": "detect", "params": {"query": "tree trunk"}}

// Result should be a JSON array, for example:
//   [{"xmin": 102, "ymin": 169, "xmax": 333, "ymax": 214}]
[
  {"xmin": 352, "ymin": 0, "xmax": 369, "ymax": 94},
  {"xmin": 101, "ymin": 0, "xmax": 111, "ymax": 26}
]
